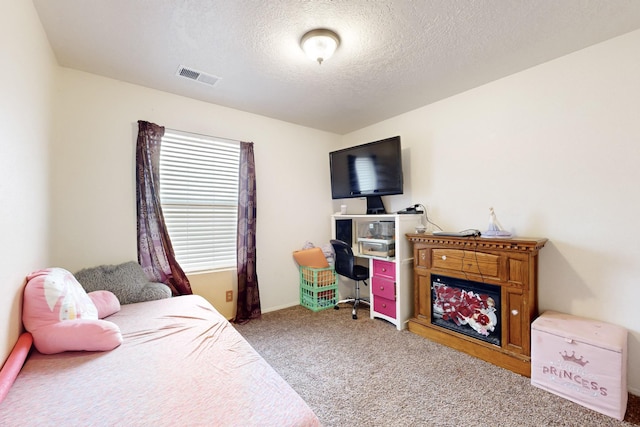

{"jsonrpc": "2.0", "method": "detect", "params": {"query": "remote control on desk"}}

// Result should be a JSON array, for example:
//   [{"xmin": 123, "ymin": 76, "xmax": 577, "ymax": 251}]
[{"xmin": 432, "ymin": 229, "xmax": 481, "ymax": 237}]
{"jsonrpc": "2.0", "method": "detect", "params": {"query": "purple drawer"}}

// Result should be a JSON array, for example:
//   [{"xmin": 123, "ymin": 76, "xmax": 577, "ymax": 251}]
[
  {"xmin": 373, "ymin": 259, "xmax": 395, "ymax": 280},
  {"xmin": 374, "ymin": 296, "xmax": 396, "ymax": 319},
  {"xmin": 371, "ymin": 276, "xmax": 395, "ymax": 300}
]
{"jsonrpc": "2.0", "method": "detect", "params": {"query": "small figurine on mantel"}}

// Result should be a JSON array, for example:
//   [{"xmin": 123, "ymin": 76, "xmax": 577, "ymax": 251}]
[{"xmin": 483, "ymin": 207, "xmax": 512, "ymax": 238}]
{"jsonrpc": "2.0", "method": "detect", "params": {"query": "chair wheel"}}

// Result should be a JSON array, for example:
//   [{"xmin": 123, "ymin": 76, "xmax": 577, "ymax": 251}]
[
  {"xmin": 334, "ymin": 305, "xmax": 339, "ymax": 310},
  {"xmin": 352, "ymin": 314, "xmax": 358, "ymax": 320}
]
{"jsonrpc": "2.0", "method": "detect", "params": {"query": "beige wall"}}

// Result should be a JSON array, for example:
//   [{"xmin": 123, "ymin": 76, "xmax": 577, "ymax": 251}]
[
  {"xmin": 0, "ymin": 0, "xmax": 56, "ymax": 362},
  {"xmin": 188, "ymin": 271, "xmax": 237, "ymax": 319},
  {"xmin": 49, "ymin": 68, "xmax": 339, "ymax": 316},
  {"xmin": 342, "ymin": 29, "xmax": 640, "ymax": 394}
]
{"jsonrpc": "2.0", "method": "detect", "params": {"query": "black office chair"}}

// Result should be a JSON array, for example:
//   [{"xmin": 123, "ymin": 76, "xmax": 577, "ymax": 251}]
[{"xmin": 330, "ymin": 239, "xmax": 370, "ymax": 319}]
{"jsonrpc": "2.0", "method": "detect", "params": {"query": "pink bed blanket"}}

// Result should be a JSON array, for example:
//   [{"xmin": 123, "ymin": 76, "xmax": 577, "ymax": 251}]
[{"xmin": 0, "ymin": 295, "xmax": 320, "ymax": 426}]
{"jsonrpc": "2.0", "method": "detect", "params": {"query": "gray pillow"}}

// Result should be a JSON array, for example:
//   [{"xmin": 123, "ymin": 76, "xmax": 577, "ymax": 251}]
[{"xmin": 75, "ymin": 261, "xmax": 172, "ymax": 305}]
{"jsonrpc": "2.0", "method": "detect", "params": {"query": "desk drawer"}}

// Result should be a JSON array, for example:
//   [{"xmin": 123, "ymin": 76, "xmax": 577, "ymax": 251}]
[
  {"xmin": 371, "ymin": 276, "xmax": 395, "ymax": 300},
  {"xmin": 374, "ymin": 296, "xmax": 396, "ymax": 319},
  {"xmin": 373, "ymin": 259, "xmax": 395, "ymax": 280}
]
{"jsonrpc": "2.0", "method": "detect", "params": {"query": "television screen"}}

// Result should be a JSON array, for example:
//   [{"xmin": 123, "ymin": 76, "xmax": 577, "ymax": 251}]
[{"xmin": 329, "ymin": 136, "xmax": 403, "ymax": 214}]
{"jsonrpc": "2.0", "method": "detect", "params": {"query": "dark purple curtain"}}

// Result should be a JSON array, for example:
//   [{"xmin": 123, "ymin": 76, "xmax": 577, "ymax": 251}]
[
  {"xmin": 135, "ymin": 120, "xmax": 192, "ymax": 296},
  {"xmin": 234, "ymin": 141, "xmax": 261, "ymax": 323}
]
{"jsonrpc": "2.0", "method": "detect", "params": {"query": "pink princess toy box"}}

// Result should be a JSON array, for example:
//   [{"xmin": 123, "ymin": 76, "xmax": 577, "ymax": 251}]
[{"xmin": 531, "ymin": 311, "xmax": 628, "ymax": 420}]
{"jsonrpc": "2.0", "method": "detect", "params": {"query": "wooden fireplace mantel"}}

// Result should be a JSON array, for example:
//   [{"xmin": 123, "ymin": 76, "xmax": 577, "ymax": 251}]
[{"xmin": 406, "ymin": 233, "xmax": 547, "ymax": 377}]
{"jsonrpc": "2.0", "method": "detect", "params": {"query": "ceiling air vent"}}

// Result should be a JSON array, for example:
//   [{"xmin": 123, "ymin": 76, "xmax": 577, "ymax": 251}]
[{"xmin": 176, "ymin": 65, "xmax": 220, "ymax": 87}]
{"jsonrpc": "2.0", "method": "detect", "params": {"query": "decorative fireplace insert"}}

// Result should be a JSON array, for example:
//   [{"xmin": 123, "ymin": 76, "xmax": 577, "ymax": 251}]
[
  {"xmin": 431, "ymin": 274, "xmax": 501, "ymax": 346},
  {"xmin": 407, "ymin": 234, "xmax": 547, "ymax": 376}
]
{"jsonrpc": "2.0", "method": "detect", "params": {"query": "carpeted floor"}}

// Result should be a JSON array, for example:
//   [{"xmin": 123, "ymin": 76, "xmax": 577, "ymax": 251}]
[{"xmin": 235, "ymin": 304, "xmax": 639, "ymax": 427}]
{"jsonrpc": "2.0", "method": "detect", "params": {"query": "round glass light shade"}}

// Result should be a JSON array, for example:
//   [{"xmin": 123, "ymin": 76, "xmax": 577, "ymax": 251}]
[{"xmin": 300, "ymin": 29, "xmax": 340, "ymax": 64}]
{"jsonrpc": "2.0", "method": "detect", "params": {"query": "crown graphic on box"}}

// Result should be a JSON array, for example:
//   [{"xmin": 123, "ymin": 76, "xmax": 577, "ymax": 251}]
[{"xmin": 560, "ymin": 350, "xmax": 589, "ymax": 366}]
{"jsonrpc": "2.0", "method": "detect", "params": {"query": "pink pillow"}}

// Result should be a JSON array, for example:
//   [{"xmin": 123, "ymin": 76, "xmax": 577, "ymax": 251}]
[
  {"xmin": 88, "ymin": 290, "xmax": 121, "ymax": 318},
  {"xmin": 31, "ymin": 320, "xmax": 122, "ymax": 354},
  {"xmin": 23, "ymin": 268, "xmax": 123, "ymax": 354}
]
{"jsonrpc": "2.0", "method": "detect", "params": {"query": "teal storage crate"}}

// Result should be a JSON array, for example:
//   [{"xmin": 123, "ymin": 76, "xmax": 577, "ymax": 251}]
[{"xmin": 299, "ymin": 266, "xmax": 338, "ymax": 312}]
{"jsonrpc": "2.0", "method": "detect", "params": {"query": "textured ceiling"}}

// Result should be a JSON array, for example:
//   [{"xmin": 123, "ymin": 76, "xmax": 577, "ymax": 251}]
[{"xmin": 33, "ymin": 0, "xmax": 640, "ymax": 135}]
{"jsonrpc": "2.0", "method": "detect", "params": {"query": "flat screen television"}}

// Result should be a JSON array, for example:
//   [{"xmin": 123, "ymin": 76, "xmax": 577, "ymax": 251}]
[{"xmin": 329, "ymin": 136, "xmax": 403, "ymax": 214}]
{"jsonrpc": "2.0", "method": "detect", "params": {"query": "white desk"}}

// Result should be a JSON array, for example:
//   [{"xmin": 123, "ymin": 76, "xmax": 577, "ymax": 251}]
[{"xmin": 331, "ymin": 213, "xmax": 422, "ymax": 330}]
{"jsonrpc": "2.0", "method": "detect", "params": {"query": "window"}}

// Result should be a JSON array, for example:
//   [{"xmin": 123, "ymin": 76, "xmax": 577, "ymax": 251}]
[{"xmin": 159, "ymin": 129, "xmax": 240, "ymax": 273}]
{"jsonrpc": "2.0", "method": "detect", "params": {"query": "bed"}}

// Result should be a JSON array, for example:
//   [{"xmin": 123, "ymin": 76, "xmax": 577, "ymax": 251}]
[{"xmin": 0, "ymin": 294, "xmax": 321, "ymax": 426}]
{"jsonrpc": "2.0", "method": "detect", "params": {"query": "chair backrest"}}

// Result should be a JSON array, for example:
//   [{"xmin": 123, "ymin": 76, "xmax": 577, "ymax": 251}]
[{"xmin": 330, "ymin": 239, "xmax": 355, "ymax": 279}]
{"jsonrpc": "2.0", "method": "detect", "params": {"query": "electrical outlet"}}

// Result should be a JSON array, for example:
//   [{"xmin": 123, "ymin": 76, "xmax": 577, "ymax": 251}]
[{"xmin": 226, "ymin": 290, "xmax": 233, "ymax": 302}]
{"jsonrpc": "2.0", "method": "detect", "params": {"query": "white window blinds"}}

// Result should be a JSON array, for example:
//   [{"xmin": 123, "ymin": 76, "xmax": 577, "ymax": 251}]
[{"xmin": 159, "ymin": 129, "xmax": 240, "ymax": 273}]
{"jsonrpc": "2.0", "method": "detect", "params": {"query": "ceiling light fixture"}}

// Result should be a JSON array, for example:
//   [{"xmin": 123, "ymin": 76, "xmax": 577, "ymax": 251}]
[{"xmin": 300, "ymin": 29, "xmax": 340, "ymax": 65}]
